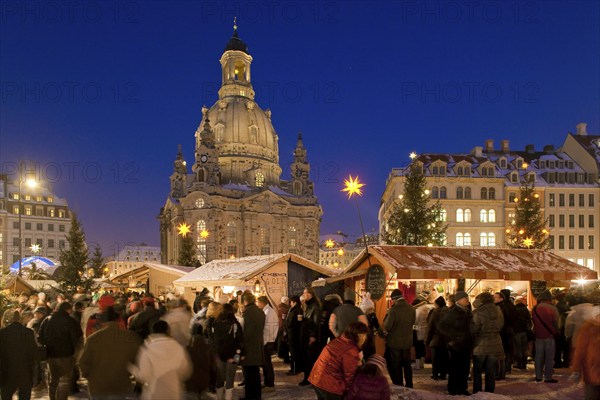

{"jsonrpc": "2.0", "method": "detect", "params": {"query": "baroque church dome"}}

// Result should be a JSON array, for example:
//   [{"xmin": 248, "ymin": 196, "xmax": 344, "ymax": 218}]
[{"xmin": 194, "ymin": 26, "xmax": 281, "ymax": 186}]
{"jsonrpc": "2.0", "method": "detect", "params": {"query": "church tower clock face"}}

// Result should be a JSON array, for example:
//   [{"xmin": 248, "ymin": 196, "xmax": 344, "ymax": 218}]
[{"xmin": 200, "ymin": 154, "xmax": 208, "ymax": 163}]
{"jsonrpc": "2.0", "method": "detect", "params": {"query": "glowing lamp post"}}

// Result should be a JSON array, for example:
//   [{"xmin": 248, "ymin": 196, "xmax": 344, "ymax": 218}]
[{"xmin": 18, "ymin": 162, "xmax": 38, "ymax": 277}]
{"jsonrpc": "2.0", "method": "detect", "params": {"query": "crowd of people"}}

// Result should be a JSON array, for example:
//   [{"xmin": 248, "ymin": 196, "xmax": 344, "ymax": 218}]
[{"xmin": 0, "ymin": 285, "xmax": 598, "ymax": 400}]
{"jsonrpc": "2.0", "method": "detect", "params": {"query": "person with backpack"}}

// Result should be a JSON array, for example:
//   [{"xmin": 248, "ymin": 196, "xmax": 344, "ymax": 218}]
[{"xmin": 532, "ymin": 290, "xmax": 560, "ymax": 383}]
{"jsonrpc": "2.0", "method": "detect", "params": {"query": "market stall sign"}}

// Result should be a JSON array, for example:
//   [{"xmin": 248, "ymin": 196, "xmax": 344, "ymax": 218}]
[{"xmin": 365, "ymin": 264, "xmax": 386, "ymax": 300}]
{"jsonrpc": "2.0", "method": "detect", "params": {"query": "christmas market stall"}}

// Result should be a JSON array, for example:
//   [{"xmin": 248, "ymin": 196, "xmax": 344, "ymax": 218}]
[
  {"xmin": 174, "ymin": 253, "xmax": 338, "ymax": 305},
  {"xmin": 322, "ymin": 245, "xmax": 598, "ymax": 352},
  {"xmin": 109, "ymin": 263, "xmax": 195, "ymax": 299}
]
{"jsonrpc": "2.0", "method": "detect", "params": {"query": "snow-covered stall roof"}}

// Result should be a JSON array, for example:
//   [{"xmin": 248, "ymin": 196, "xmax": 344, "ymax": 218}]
[
  {"xmin": 174, "ymin": 253, "xmax": 335, "ymax": 287},
  {"xmin": 339, "ymin": 246, "xmax": 597, "ymax": 281},
  {"xmin": 110, "ymin": 263, "xmax": 195, "ymax": 282}
]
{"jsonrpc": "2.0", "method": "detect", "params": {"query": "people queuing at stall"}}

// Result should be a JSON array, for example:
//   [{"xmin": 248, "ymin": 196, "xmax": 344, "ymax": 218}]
[{"xmin": 0, "ymin": 285, "xmax": 598, "ymax": 400}]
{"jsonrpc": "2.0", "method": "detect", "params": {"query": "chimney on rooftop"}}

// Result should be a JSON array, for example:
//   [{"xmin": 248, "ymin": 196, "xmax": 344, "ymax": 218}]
[
  {"xmin": 471, "ymin": 146, "xmax": 483, "ymax": 157},
  {"xmin": 576, "ymin": 122, "xmax": 588, "ymax": 135},
  {"xmin": 525, "ymin": 144, "xmax": 535, "ymax": 154},
  {"xmin": 501, "ymin": 140, "xmax": 510, "ymax": 153},
  {"xmin": 485, "ymin": 139, "xmax": 494, "ymax": 152},
  {"xmin": 543, "ymin": 144, "xmax": 555, "ymax": 154}
]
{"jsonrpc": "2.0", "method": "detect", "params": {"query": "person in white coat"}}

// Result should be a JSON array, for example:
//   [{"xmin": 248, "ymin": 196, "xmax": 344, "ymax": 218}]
[
  {"xmin": 129, "ymin": 320, "xmax": 192, "ymax": 400},
  {"xmin": 257, "ymin": 296, "xmax": 279, "ymax": 391},
  {"xmin": 161, "ymin": 299, "xmax": 193, "ymax": 347}
]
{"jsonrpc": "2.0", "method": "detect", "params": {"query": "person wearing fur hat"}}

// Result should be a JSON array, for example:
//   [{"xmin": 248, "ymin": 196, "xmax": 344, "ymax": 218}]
[
  {"xmin": 532, "ymin": 290, "xmax": 559, "ymax": 383},
  {"xmin": 438, "ymin": 291, "xmax": 473, "ymax": 396},
  {"xmin": 346, "ymin": 354, "xmax": 391, "ymax": 400},
  {"xmin": 383, "ymin": 289, "xmax": 416, "ymax": 388},
  {"xmin": 472, "ymin": 292, "xmax": 504, "ymax": 394}
]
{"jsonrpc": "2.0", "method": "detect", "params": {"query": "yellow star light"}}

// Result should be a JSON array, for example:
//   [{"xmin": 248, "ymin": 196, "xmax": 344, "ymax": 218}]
[
  {"xmin": 337, "ymin": 249, "xmax": 344, "ymax": 256},
  {"xmin": 522, "ymin": 162, "xmax": 528, "ymax": 169},
  {"xmin": 325, "ymin": 239, "xmax": 335, "ymax": 248},
  {"xmin": 341, "ymin": 175, "xmax": 365, "ymax": 199},
  {"xmin": 200, "ymin": 229, "xmax": 210, "ymax": 239},
  {"xmin": 409, "ymin": 152, "xmax": 417, "ymax": 160},
  {"xmin": 522, "ymin": 237, "xmax": 534, "ymax": 248},
  {"xmin": 30, "ymin": 244, "xmax": 41, "ymax": 253},
  {"xmin": 177, "ymin": 223, "xmax": 192, "ymax": 237}
]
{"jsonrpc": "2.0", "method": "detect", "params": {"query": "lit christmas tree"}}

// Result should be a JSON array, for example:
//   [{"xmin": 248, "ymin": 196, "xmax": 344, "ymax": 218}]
[
  {"xmin": 177, "ymin": 223, "xmax": 198, "ymax": 267},
  {"xmin": 506, "ymin": 181, "xmax": 549, "ymax": 249},
  {"xmin": 57, "ymin": 214, "xmax": 93, "ymax": 292},
  {"xmin": 382, "ymin": 162, "xmax": 447, "ymax": 246}
]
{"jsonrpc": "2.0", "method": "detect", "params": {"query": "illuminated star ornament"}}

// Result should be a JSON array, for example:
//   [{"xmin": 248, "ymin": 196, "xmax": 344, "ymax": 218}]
[
  {"xmin": 177, "ymin": 223, "xmax": 192, "ymax": 237},
  {"xmin": 30, "ymin": 244, "xmax": 41, "ymax": 253},
  {"xmin": 341, "ymin": 175, "xmax": 365, "ymax": 199},
  {"xmin": 325, "ymin": 239, "xmax": 335, "ymax": 248},
  {"xmin": 200, "ymin": 229, "xmax": 210, "ymax": 239},
  {"xmin": 409, "ymin": 152, "xmax": 417, "ymax": 160},
  {"xmin": 522, "ymin": 237, "xmax": 534, "ymax": 248}
]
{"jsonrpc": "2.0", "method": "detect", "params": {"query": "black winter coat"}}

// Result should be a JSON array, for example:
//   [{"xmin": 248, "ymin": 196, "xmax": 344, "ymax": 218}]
[
  {"xmin": 285, "ymin": 304, "xmax": 303, "ymax": 350},
  {"xmin": 426, "ymin": 305, "xmax": 449, "ymax": 347},
  {"xmin": 514, "ymin": 303, "xmax": 532, "ymax": 333},
  {"xmin": 300, "ymin": 297, "xmax": 322, "ymax": 345},
  {"xmin": 38, "ymin": 310, "xmax": 83, "ymax": 358},
  {"xmin": 438, "ymin": 305, "xmax": 473, "ymax": 352},
  {"xmin": 207, "ymin": 316, "xmax": 245, "ymax": 362},
  {"xmin": 0, "ymin": 322, "xmax": 38, "ymax": 386},
  {"xmin": 241, "ymin": 303, "xmax": 265, "ymax": 366}
]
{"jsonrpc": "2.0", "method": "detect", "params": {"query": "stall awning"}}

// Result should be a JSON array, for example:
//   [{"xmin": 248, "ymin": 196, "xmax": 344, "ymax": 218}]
[
  {"xmin": 333, "ymin": 246, "xmax": 598, "ymax": 281},
  {"xmin": 110, "ymin": 263, "xmax": 194, "ymax": 285}
]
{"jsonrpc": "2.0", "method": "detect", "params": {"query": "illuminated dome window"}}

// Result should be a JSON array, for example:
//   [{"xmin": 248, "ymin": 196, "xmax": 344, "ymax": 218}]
[
  {"xmin": 195, "ymin": 198, "xmax": 205, "ymax": 209},
  {"xmin": 255, "ymin": 171, "xmax": 265, "ymax": 187}
]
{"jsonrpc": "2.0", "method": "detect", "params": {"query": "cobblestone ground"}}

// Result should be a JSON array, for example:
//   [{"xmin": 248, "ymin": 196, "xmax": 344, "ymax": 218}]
[{"xmin": 26, "ymin": 358, "xmax": 584, "ymax": 400}]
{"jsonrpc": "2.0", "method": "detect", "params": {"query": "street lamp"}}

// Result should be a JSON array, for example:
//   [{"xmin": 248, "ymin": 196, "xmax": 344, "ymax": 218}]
[{"xmin": 18, "ymin": 161, "xmax": 38, "ymax": 277}]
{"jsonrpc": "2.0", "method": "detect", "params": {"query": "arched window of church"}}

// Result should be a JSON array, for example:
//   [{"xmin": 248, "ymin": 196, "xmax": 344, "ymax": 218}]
[
  {"xmin": 216, "ymin": 125, "xmax": 224, "ymax": 142},
  {"xmin": 293, "ymin": 181, "xmax": 302, "ymax": 196},
  {"xmin": 255, "ymin": 171, "xmax": 265, "ymax": 187},
  {"xmin": 197, "ymin": 168, "xmax": 206, "ymax": 182},
  {"xmin": 249, "ymin": 126, "xmax": 258, "ymax": 143},
  {"xmin": 197, "ymin": 220, "xmax": 207, "ymax": 264},
  {"xmin": 289, "ymin": 227, "xmax": 297, "ymax": 251},
  {"xmin": 456, "ymin": 187, "xmax": 463, "ymax": 199},
  {"xmin": 465, "ymin": 187, "xmax": 471, "ymax": 199},
  {"xmin": 488, "ymin": 187, "xmax": 496, "ymax": 200},
  {"xmin": 260, "ymin": 226, "xmax": 270, "ymax": 255},
  {"xmin": 227, "ymin": 221, "xmax": 237, "ymax": 257},
  {"xmin": 234, "ymin": 60, "xmax": 246, "ymax": 81},
  {"xmin": 481, "ymin": 187, "xmax": 488, "ymax": 199}
]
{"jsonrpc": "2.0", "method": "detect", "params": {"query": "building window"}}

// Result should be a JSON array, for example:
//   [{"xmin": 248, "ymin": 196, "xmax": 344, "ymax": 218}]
[
  {"xmin": 59, "ymin": 225, "xmax": 65, "ymax": 232},
  {"xmin": 58, "ymin": 210, "xmax": 65, "ymax": 218},
  {"xmin": 431, "ymin": 187, "xmax": 439, "ymax": 199},
  {"xmin": 59, "ymin": 240, "xmax": 65, "ymax": 249},
  {"xmin": 489, "ymin": 188, "xmax": 495, "ymax": 200},
  {"xmin": 480, "ymin": 210, "xmax": 488, "ymax": 223},
  {"xmin": 549, "ymin": 215, "xmax": 555, "ymax": 228},
  {"xmin": 548, "ymin": 235, "xmax": 554, "ymax": 249},
  {"xmin": 569, "ymin": 215, "xmax": 575, "ymax": 228},
  {"xmin": 457, "ymin": 166, "xmax": 463, "ymax": 176},
  {"xmin": 464, "ymin": 209, "xmax": 471, "ymax": 222},
  {"xmin": 456, "ymin": 233, "xmax": 464, "ymax": 246},
  {"xmin": 569, "ymin": 235, "xmax": 575, "ymax": 250},
  {"xmin": 25, "ymin": 223, "xmax": 31, "ymax": 230},
  {"xmin": 489, "ymin": 209, "xmax": 496, "ymax": 223},
  {"xmin": 559, "ymin": 194, "xmax": 565, "ymax": 207},
  {"xmin": 509, "ymin": 193, "xmax": 516, "ymax": 203},
  {"xmin": 48, "ymin": 208, "xmax": 55, "ymax": 217},
  {"xmin": 569, "ymin": 194, "xmax": 575, "ymax": 207},
  {"xmin": 579, "ymin": 215, "xmax": 584, "ymax": 228},
  {"xmin": 293, "ymin": 181, "xmax": 302, "ymax": 195},
  {"xmin": 195, "ymin": 198, "xmax": 205, "ymax": 209},
  {"xmin": 439, "ymin": 187, "xmax": 447, "ymax": 199},
  {"xmin": 508, "ymin": 212, "xmax": 516, "ymax": 225},
  {"xmin": 579, "ymin": 235, "xmax": 584, "ymax": 250},
  {"xmin": 36, "ymin": 223, "xmax": 43, "ymax": 230},
  {"xmin": 464, "ymin": 187, "xmax": 471, "ymax": 199},
  {"xmin": 559, "ymin": 215, "xmax": 565, "ymax": 228},
  {"xmin": 590, "ymin": 215, "xmax": 595, "ymax": 228},
  {"xmin": 511, "ymin": 173, "xmax": 518, "ymax": 183},
  {"xmin": 226, "ymin": 221, "xmax": 237, "ymax": 257},
  {"xmin": 48, "ymin": 239, "xmax": 55, "ymax": 248},
  {"xmin": 25, "ymin": 206, "xmax": 32, "ymax": 215},
  {"xmin": 589, "ymin": 236, "xmax": 594, "ymax": 250},
  {"xmin": 579, "ymin": 194, "xmax": 585, "ymax": 207},
  {"xmin": 590, "ymin": 194, "xmax": 595, "ymax": 207},
  {"xmin": 289, "ymin": 227, "xmax": 297, "ymax": 250},
  {"xmin": 255, "ymin": 171, "xmax": 265, "ymax": 187},
  {"xmin": 47, "ymin": 197, "xmax": 53, "ymax": 203},
  {"xmin": 435, "ymin": 209, "xmax": 447, "ymax": 222},
  {"xmin": 464, "ymin": 233, "xmax": 471, "ymax": 246},
  {"xmin": 456, "ymin": 187, "xmax": 463, "ymax": 199},
  {"xmin": 558, "ymin": 235, "xmax": 564, "ymax": 249},
  {"xmin": 260, "ymin": 226, "xmax": 270, "ymax": 255},
  {"xmin": 457, "ymin": 209, "xmax": 464, "ymax": 223},
  {"xmin": 549, "ymin": 193, "xmax": 555, "ymax": 207},
  {"xmin": 13, "ymin": 206, "xmax": 19, "ymax": 214},
  {"xmin": 480, "ymin": 232, "xmax": 496, "ymax": 247},
  {"xmin": 481, "ymin": 188, "xmax": 488, "ymax": 200},
  {"xmin": 500, "ymin": 158, "xmax": 507, "ymax": 168}
]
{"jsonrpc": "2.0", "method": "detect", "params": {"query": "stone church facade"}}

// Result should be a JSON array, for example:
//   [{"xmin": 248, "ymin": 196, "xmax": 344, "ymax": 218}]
[{"xmin": 159, "ymin": 26, "xmax": 322, "ymax": 264}]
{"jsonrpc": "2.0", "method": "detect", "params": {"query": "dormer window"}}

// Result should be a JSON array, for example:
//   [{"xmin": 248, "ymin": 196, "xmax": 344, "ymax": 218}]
[
  {"xmin": 540, "ymin": 161, "xmax": 546, "ymax": 169},
  {"xmin": 527, "ymin": 172, "xmax": 536, "ymax": 183},
  {"xmin": 515, "ymin": 158, "xmax": 523, "ymax": 169},
  {"xmin": 510, "ymin": 172, "xmax": 518, "ymax": 183},
  {"xmin": 431, "ymin": 163, "xmax": 446, "ymax": 177},
  {"xmin": 499, "ymin": 158, "xmax": 507, "ymax": 169}
]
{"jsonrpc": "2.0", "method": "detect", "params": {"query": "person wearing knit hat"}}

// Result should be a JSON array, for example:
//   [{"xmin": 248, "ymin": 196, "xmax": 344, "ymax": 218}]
[
  {"xmin": 383, "ymin": 287, "xmax": 416, "ymax": 387},
  {"xmin": 438, "ymin": 290, "xmax": 473, "ymax": 396}
]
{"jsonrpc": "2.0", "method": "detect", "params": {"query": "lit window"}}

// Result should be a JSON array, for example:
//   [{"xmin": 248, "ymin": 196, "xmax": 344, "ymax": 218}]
[
  {"xmin": 456, "ymin": 233, "xmax": 464, "ymax": 246},
  {"xmin": 457, "ymin": 209, "xmax": 464, "ymax": 222},
  {"xmin": 47, "ymin": 197, "xmax": 53, "ymax": 203},
  {"xmin": 13, "ymin": 206, "xmax": 19, "ymax": 214},
  {"xmin": 24, "ymin": 195, "xmax": 31, "ymax": 201},
  {"xmin": 255, "ymin": 171, "xmax": 265, "ymax": 187},
  {"xmin": 25, "ymin": 206, "xmax": 32, "ymax": 216},
  {"xmin": 435, "ymin": 209, "xmax": 447, "ymax": 222},
  {"xmin": 195, "ymin": 198, "xmax": 205, "ymax": 209},
  {"xmin": 13, "ymin": 194, "xmax": 19, "ymax": 200},
  {"xmin": 464, "ymin": 233, "xmax": 471, "ymax": 246},
  {"xmin": 58, "ymin": 210, "xmax": 65, "ymax": 218},
  {"xmin": 480, "ymin": 210, "xmax": 488, "ymax": 223},
  {"xmin": 488, "ymin": 209, "xmax": 496, "ymax": 223},
  {"xmin": 464, "ymin": 209, "xmax": 472, "ymax": 222},
  {"xmin": 509, "ymin": 193, "xmax": 516, "ymax": 203},
  {"xmin": 289, "ymin": 227, "xmax": 297, "ymax": 249},
  {"xmin": 480, "ymin": 233, "xmax": 488, "ymax": 246},
  {"xmin": 48, "ymin": 208, "xmax": 55, "ymax": 217}
]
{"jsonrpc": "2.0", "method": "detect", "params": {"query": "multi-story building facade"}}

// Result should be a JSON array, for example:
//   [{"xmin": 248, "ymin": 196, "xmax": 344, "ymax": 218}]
[
  {"xmin": 380, "ymin": 123, "xmax": 599, "ymax": 274},
  {"xmin": 105, "ymin": 245, "xmax": 161, "ymax": 276},
  {"xmin": 319, "ymin": 232, "xmax": 379, "ymax": 270},
  {"xmin": 158, "ymin": 26, "xmax": 322, "ymax": 264},
  {"xmin": 0, "ymin": 173, "xmax": 72, "ymax": 270}
]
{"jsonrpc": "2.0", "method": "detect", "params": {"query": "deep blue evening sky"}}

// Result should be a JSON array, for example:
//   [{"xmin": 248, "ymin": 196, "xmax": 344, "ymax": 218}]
[{"xmin": 1, "ymin": 1, "xmax": 599, "ymax": 255}]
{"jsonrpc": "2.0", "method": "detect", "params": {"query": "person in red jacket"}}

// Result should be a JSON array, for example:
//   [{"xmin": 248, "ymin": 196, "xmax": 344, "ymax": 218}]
[
  {"xmin": 346, "ymin": 354, "xmax": 391, "ymax": 400},
  {"xmin": 570, "ymin": 306, "xmax": 600, "ymax": 400},
  {"xmin": 309, "ymin": 322, "xmax": 369, "ymax": 400}
]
